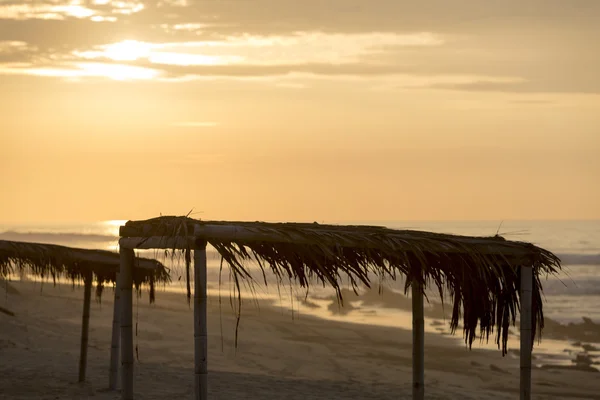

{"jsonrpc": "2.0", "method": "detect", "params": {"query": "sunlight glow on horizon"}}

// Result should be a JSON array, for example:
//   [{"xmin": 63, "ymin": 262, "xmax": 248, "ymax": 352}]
[{"xmin": 103, "ymin": 220, "xmax": 128, "ymax": 237}]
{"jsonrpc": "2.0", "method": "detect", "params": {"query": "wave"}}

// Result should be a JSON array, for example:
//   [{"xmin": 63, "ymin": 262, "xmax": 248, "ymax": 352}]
[
  {"xmin": 0, "ymin": 231, "xmax": 116, "ymax": 244},
  {"xmin": 557, "ymin": 253, "xmax": 600, "ymax": 266}
]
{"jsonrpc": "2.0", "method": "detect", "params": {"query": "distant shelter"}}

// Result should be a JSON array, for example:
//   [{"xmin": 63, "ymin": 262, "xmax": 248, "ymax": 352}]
[{"xmin": 0, "ymin": 239, "xmax": 169, "ymax": 385}]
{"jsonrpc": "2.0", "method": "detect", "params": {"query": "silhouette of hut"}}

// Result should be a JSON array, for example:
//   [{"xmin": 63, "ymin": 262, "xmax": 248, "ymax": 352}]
[
  {"xmin": 118, "ymin": 216, "xmax": 560, "ymax": 400},
  {"xmin": 0, "ymin": 239, "xmax": 169, "ymax": 385}
]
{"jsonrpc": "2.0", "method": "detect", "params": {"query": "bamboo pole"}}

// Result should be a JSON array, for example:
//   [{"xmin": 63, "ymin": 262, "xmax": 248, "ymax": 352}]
[
  {"xmin": 194, "ymin": 241, "xmax": 208, "ymax": 400},
  {"xmin": 412, "ymin": 279, "xmax": 424, "ymax": 400},
  {"xmin": 78, "ymin": 270, "xmax": 93, "ymax": 383},
  {"xmin": 520, "ymin": 266, "xmax": 533, "ymax": 400},
  {"xmin": 109, "ymin": 271, "xmax": 122, "ymax": 390},
  {"xmin": 120, "ymin": 248, "xmax": 134, "ymax": 400}
]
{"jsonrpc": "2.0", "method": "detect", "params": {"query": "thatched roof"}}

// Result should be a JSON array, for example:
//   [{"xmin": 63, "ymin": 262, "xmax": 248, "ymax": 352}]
[
  {"xmin": 0, "ymin": 239, "xmax": 170, "ymax": 302},
  {"xmin": 120, "ymin": 217, "xmax": 561, "ymax": 354}
]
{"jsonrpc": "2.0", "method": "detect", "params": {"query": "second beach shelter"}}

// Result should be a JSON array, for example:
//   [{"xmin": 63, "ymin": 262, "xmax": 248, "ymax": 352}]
[
  {"xmin": 0, "ymin": 239, "xmax": 169, "ymax": 385},
  {"xmin": 117, "ymin": 217, "xmax": 561, "ymax": 400}
]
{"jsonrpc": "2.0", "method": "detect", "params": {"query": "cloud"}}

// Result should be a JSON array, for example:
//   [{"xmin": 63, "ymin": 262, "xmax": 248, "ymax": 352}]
[
  {"xmin": 0, "ymin": 40, "xmax": 39, "ymax": 63},
  {"xmin": 132, "ymin": 0, "xmax": 600, "ymax": 37},
  {"xmin": 427, "ymin": 78, "xmax": 600, "ymax": 95},
  {"xmin": 72, "ymin": 32, "xmax": 443, "ymax": 68},
  {"xmin": 509, "ymin": 100, "xmax": 555, "ymax": 105},
  {"xmin": 0, "ymin": 3, "xmax": 95, "ymax": 21},
  {"xmin": 0, "ymin": 52, "xmax": 529, "ymax": 90},
  {"xmin": 274, "ymin": 82, "xmax": 307, "ymax": 89},
  {"xmin": 0, "ymin": 61, "xmax": 160, "ymax": 80},
  {"xmin": 0, "ymin": 40, "xmax": 29, "ymax": 52},
  {"xmin": 0, "ymin": 0, "xmax": 144, "ymax": 21},
  {"xmin": 157, "ymin": 0, "xmax": 190, "ymax": 7},
  {"xmin": 0, "ymin": 31, "xmax": 452, "ymax": 82},
  {"xmin": 0, "ymin": 0, "xmax": 599, "ymax": 93}
]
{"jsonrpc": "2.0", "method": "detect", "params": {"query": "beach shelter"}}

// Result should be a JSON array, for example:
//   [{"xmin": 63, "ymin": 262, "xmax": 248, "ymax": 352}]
[
  {"xmin": 118, "ymin": 217, "xmax": 560, "ymax": 400},
  {"xmin": 0, "ymin": 239, "xmax": 169, "ymax": 384}
]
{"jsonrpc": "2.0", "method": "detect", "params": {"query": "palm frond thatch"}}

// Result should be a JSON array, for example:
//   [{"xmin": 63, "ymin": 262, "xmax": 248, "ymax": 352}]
[
  {"xmin": 121, "ymin": 216, "xmax": 561, "ymax": 355},
  {"xmin": 0, "ymin": 239, "xmax": 170, "ymax": 303}
]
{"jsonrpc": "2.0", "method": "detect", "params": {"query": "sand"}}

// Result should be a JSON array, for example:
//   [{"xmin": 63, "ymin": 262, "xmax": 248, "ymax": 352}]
[{"xmin": 1, "ymin": 281, "xmax": 599, "ymax": 400}]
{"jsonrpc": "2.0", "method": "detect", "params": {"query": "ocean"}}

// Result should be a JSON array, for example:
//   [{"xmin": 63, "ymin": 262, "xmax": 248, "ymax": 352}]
[{"xmin": 2, "ymin": 219, "xmax": 599, "ymax": 364}]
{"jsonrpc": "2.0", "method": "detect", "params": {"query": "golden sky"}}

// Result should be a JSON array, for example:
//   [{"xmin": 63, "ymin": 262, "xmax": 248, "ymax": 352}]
[{"xmin": 1, "ymin": 0, "xmax": 599, "ymax": 223}]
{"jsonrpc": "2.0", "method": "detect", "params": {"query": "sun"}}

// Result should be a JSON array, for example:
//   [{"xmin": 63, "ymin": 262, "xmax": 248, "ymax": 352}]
[{"xmin": 103, "ymin": 40, "xmax": 153, "ymax": 61}]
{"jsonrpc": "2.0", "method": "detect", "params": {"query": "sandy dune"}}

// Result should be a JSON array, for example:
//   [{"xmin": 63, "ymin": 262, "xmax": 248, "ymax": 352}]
[{"xmin": 1, "ymin": 281, "xmax": 599, "ymax": 399}]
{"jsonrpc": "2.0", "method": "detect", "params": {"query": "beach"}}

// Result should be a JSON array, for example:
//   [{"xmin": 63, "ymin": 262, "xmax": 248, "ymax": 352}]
[
  {"xmin": 2, "ymin": 280, "xmax": 599, "ymax": 400},
  {"xmin": 1, "ymin": 0, "xmax": 598, "ymax": 396}
]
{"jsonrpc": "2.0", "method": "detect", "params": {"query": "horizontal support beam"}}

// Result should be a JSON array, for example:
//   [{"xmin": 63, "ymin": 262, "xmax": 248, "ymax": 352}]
[
  {"xmin": 119, "ymin": 236, "xmax": 197, "ymax": 250},
  {"xmin": 194, "ymin": 224, "xmax": 310, "ymax": 244},
  {"xmin": 119, "ymin": 226, "xmax": 336, "ymax": 250},
  {"xmin": 118, "ymin": 223, "xmax": 535, "ymax": 261},
  {"xmin": 120, "ymin": 223, "xmax": 196, "ymax": 239},
  {"xmin": 194, "ymin": 225, "xmax": 533, "ymax": 259}
]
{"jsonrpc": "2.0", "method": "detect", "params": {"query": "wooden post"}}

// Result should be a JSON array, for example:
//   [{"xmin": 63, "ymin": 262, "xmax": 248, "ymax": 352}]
[
  {"xmin": 109, "ymin": 271, "xmax": 122, "ymax": 390},
  {"xmin": 194, "ymin": 242, "xmax": 208, "ymax": 400},
  {"xmin": 412, "ymin": 279, "xmax": 424, "ymax": 400},
  {"xmin": 520, "ymin": 266, "xmax": 533, "ymax": 400},
  {"xmin": 78, "ymin": 270, "xmax": 93, "ymax": 383},
  {"xmin": 120, "ymin": 248, "xmax": 134, "ymax": 400}
]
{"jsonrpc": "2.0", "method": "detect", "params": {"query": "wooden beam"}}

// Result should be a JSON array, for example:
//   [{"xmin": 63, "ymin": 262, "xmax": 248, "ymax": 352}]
[
  {"xmin": 520, "ymin": 266, "xmax": 533, "ymax": 400},
  {"xmin": 120, "ymin": 222, "xmax": 196, "ymax": 238},
  {"xmin": 120, "ymin": 248, "xmax": 134, "ymax": 400},
  {"xmin": 119, "ymin": 223, "xmax": 534, "ymax": 261},
  {"xmin": 119, "ymin": 236, "xmax": 196, "ymax": 250},
  {"xmin": 109, "ymin": 271, "xmax": 122, "ymax": 390},
  {"xmin": 412, "ymin": 279, "xmax": 424, "ymax": 400},
  {"xmin": 78, "ymin": 270, "xmax": 93, "ymax": 383},
  {"xmin": 194, "ymin": 242, "xmax": 208, "ymax": 400}
]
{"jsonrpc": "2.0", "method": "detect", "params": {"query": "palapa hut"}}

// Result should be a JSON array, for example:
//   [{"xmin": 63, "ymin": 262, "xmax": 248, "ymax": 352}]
[
  {"xmin": 118, "ymin": 216, "xmax": 561, "ymax": 400},
  {"xmin": 0, "ymin": 239, "xmax": 169, "ymax": 386}
]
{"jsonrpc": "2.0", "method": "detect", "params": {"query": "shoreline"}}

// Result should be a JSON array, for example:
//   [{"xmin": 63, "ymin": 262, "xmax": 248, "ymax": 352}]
[{"xmin": 4, "ymin": 277, "xmax": 600, "ymax": 370}]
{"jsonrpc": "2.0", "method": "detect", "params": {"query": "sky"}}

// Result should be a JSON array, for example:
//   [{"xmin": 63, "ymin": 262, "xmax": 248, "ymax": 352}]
[{"xmin": 0, "ymin": 0, "xmax": 599, "ymax": 224}]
